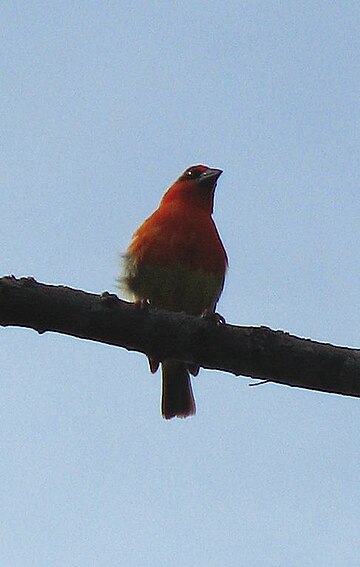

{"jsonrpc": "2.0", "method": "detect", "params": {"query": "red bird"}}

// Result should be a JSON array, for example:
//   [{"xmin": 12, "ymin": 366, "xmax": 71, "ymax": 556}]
[{"xmin": 120, "ymin": 165, "xmax": 227, "ymax": 419}]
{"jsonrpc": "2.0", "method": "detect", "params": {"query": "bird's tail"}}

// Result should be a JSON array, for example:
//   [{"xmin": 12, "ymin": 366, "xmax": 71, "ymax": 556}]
[{"xmin": 161, "ymin": 361, "xmax": 196, "ymax": 419}]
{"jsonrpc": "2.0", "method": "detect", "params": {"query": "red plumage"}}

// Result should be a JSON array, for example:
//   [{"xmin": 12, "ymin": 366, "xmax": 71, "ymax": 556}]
[{"xmin": 121, "ymin": 165, "xmax": 227, "ymax": 418}]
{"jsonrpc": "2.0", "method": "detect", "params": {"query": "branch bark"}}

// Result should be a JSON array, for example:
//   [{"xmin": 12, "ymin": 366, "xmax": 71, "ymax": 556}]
[{"xmin": 1, "ymin": 275, "xmax": 359, "ymax": 398}]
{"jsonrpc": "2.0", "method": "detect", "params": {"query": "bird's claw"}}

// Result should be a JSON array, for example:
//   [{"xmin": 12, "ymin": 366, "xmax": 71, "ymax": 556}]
[
  {"xmin": 134, "ymin": 298, "xmax": 151, "ymax": 310},
  {"xmin": 201, "ymin": 309, "xmax": 226, "ymax": 325}
]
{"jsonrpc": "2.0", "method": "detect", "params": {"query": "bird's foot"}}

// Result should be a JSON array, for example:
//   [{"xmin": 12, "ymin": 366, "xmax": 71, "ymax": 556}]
[
  {"xmin": 134, "ymin": 298, "xmax": 151, "ymax": 310},
  {"xmin": 201, "ymin": 309, "xmax": 226, "ymax": 325}
]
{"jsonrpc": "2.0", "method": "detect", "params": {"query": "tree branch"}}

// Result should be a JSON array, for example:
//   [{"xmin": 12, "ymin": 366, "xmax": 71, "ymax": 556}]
[{"xmin": 1, "ymin": 275, "xmax": 359, "ymax": 398}]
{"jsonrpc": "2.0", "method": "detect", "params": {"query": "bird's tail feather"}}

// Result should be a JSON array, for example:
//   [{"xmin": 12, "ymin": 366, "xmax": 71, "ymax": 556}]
[{"xmin": 161, "ymin": 361, "xmax": 196, "ymax": 419}]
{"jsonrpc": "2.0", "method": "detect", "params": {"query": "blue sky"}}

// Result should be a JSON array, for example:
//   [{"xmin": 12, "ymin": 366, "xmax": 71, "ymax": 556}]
[{"xmin": 1, "ymin": 2, "xmax": 360, "ymax": 565}]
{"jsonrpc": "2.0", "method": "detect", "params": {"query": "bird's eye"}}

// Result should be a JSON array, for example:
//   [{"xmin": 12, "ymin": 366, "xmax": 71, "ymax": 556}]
[{"xmin": 186, "ymin": 168, "xmax": 201, "ymax": 179}]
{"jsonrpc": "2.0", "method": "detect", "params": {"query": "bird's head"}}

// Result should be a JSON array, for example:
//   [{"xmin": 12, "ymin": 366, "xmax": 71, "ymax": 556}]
[{"xmin": 160, "ymin": 165, "xmax": 223, "ymax": 214}]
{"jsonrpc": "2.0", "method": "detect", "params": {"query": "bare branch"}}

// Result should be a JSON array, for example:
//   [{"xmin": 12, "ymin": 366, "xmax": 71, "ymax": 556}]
[{"xmin": 1, "ymin": 275, "xmax": 359, "ymax": 397}]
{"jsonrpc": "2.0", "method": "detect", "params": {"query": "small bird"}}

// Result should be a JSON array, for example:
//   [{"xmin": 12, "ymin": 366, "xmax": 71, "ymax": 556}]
[{"xmin": 120, "ymin": 165, "xmax": 228, "ymax": 419}]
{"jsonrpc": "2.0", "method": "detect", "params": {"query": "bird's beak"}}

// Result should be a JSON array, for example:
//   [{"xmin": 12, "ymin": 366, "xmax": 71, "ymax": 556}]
[{"xmin": 199, "ymin": 168, "xmax": 223, "ymax": 183}]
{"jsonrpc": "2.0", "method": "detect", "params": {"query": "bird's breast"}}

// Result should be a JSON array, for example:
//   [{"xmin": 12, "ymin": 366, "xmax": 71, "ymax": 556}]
[{"xmin": 127, "ymin": 205, "xmax": 227, "ymax": 274}]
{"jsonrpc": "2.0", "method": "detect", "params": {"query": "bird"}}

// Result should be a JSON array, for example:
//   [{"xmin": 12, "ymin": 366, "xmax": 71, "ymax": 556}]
[{"xmin": 120, "ymin": 164, "xmax": 228, "ymax": 419}]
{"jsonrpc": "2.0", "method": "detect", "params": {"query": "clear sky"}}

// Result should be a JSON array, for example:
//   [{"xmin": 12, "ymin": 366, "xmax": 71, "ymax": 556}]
[{"xmin": 2, "ymin": 2, "xmax": 360, "ymax": 566}]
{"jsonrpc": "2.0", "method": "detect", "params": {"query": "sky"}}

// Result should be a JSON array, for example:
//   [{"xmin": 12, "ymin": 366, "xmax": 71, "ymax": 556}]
[{"xmin": 1, "ymin": 2, "xmax": 360, "ymax": 565}]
